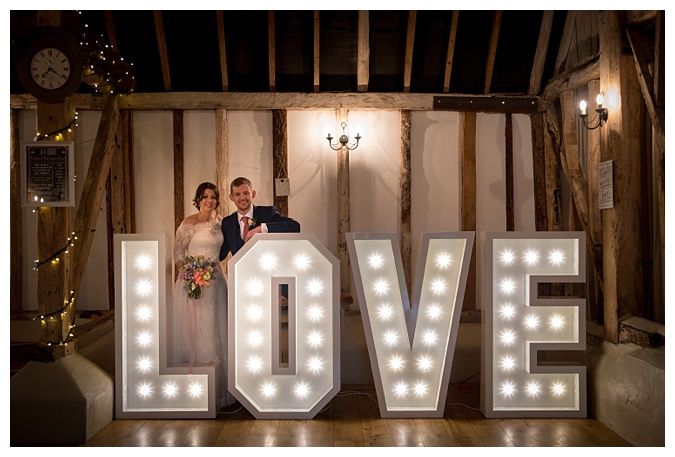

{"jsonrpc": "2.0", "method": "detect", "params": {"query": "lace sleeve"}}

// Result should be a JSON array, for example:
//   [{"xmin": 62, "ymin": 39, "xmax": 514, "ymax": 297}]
[{"xmin": 174, "ymin": 224, "xmax": 194, "ymax": 261}]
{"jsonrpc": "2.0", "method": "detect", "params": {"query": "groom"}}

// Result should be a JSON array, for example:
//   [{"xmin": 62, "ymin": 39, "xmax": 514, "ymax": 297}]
[{"xmin": 219, "ymin": 176, "xmax": 300, "ymax": 261}]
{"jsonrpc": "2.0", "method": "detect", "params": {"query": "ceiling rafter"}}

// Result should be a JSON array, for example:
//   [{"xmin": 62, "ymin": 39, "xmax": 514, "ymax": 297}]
[
  {"xmin": 403, "ymin": 11, "xmax": 416, "ymax": 93},
  {"xmin": 484, "ymin": 10, "xmax": 502, "ymax": 94},
  {"xmin": 443, "ymin": 11, "xmax": 459, "ymax": 94},
  {"xmin": 216, "ymin": 11, "xmax": 228, "ymax": 92},
  {"xmin": 153, "ymin": 11, "xmax": 171, "ymax": 91}
]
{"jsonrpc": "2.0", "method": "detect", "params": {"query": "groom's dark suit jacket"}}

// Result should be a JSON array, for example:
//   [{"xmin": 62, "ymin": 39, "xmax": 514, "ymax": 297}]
[{"xmin": 219, "ymin": 205, "xmax": 300, "ymax": 261}]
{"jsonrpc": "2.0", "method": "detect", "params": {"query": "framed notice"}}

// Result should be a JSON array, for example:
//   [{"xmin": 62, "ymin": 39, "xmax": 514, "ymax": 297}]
[
  {"xmin": 597, "ymin": 160, "xmax": 614, "ymax": 210},
  {"xmin": 20, "ymin": 141, "xmax": 75, "ymax": 207}
]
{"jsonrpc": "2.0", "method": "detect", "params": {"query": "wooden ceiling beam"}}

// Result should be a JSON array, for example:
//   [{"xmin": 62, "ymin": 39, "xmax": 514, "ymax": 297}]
[
  {"xmin": 484, "ymin": 11, "xmax": 502, "ymax": 94},
  {"xmin": 528, "ymin": 11, "xmax": 554, "ymax": 95},
  {"xmin": 443, "ymin": 11, "xmax": 459, "ymax": 94},
  {"xmin": 216, "ymin": 11, "xmax": 229, "ymax": 92},
  {"xmin": 357, "ymin": 11, "xmax": 369, "ymax": 92},
  {"xmin": 268, "ymin": 11, "xmax": 276, "ymax": 92},
  {"xmin": 553, "ymin": 11, "xmax": 577, "ymax": 76},
  {"xmin": 403, "ymin": 11, "xmax": 416, "ymax": 93},
  {"xmin": 313, "ymin": 11, "xmax": 320, "ymax": 92},
  {"xmin": 12, "ymin": 91, "xmax": 547, "ymax": 112},
  {"xmin": 153, "ymin": 11, "xmax": 171, "ymax": 91},
  {"xmin": 103, "ymin": 11, "xmax": 119, "ymax": 50}
]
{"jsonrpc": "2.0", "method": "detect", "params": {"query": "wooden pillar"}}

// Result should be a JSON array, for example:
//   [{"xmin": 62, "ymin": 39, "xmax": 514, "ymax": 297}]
[
  {"xmin": 272, "ymin": 109, "xmax": 289, "ymax": 216},
  {"xmin": 107, "ymin": 108, "xmax": 128, "ymax": 310},
  {"xmin": 173, "ymin": 110, "xmax": 184, "ymax": 232},
  {"xmin": 399, "ymin": 110, "xmax": 412, "ymax": 291},
  {"xmin": 336, "ymin": 109, "xmax": 351, "ymax": 298},
  {"xmin": 460, "ymin": 112, "xmax": 477, "ymax": 311},
  {"xmin": 10, "ymin": 109, "xmax": 22, "ymax": 314},
  {"xmin": 121, "ymin": 110, "xmax": 136, "ymax": 233},
  {"xmin": 504, "ymin": 113, "xmax": 514, "ymax": 231},
  {"xmin": 599, "ymin": 11, "xmax": 644, "ymax": 342},
  {"xmin": 530, "ymin": 113, "xmax": 548, "ymax": 231},
  {"xmin": 215, "ymin": 109, "xmax": 229, "ymax": 216},
  {"xmin": 542, "ymin": 111, "xmax": 563, "ymax": 232},
  {"xmin": 70, "ymin": 95, "xmax": 120, "ymax": 308},
  {"xmin": 36, "ymin": 99, "xmax": 76, "ymax": 352}
]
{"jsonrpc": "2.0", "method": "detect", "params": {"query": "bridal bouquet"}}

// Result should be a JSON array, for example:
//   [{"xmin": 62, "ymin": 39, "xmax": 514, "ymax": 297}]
[{"xmin": 178, "ymin": 255, "xmax": 218, "ymax": 300}]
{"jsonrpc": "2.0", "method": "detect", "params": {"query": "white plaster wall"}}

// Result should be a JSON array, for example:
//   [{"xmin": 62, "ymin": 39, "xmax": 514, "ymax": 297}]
[
  {"xmin": 18, "ymin": 109, "xmax": 534, "ymax": 315},
  {"xmin": 133, "ymin": 111, "xmax": 175, "ymax": 282},
  {"xmin": 476, "ymin": 113, "xmax": 507, "ymax": 233},
  {"xmin": 287, "ymin": 110, "xmax": 338, "ymax": 253},
  {"xmin": 183, "ymin": 111, "xmax": 218, "ymax": 216},
  {"xmin": 411, "ymin": 111, "xmax": 461, "ymax": 288}
]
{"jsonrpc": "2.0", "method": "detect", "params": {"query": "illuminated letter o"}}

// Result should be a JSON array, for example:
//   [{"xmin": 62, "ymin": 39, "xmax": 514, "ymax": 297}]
[{"xmin": 228, "ymin": 234, "xmax": 340, "ymax": 419}]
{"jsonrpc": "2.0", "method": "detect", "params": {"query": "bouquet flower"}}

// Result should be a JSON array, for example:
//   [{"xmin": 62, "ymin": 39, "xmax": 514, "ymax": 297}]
[{"xmin": 178, "ymin": 255, "xmax": 218, "ymax": 300}]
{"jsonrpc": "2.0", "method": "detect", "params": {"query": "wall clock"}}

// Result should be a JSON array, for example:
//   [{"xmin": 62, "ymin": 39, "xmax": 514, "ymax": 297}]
[{"xmin": 16, "ymin": 27, "xmax": 84, "ymax": 103}]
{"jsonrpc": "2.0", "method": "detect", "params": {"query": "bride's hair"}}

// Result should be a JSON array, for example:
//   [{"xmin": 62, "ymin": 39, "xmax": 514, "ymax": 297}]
[{"xmin": 193, "ymin": 182, "xmax": 220, "ymax": 209}]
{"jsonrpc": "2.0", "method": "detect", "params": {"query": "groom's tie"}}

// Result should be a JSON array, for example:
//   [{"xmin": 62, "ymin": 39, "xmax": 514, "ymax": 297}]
[{"xmin": 241, "ymin": 216, "xmax": 249, "ymax": 241}]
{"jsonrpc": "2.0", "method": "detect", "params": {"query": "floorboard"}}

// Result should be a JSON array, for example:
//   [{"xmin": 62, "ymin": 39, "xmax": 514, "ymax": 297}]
[{"xmin": 78, "ymin": 385, "xmax": 632, "ymax": 447}]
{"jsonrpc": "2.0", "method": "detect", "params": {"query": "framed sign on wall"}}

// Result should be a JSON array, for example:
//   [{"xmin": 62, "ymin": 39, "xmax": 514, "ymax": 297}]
[{"xmin": 20, "ymin": 141, "xmax": 75, "ymax": 207}]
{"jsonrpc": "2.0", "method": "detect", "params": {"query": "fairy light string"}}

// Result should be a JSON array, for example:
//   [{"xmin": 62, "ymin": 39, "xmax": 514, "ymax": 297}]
[
  {"xmin": 33, "ymin": 231, "xmax": 78, "ymax": 271},
  {"xmin": 34, "ymin": 290, "xmax": 78, "ymax": 346},
  {"xmin": 35, "ymin": 111, "xmax": 79, "ymax": 142}
]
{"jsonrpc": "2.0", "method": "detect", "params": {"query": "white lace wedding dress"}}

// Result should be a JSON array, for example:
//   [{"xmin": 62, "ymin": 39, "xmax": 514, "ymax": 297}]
[{"xmin": 171, "ymin": 215, "xmax": 234, "ymax": 408}]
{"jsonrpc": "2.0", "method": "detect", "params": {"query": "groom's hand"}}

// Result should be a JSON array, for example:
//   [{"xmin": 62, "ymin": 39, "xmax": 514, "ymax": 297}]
[{"xmin": 244, "ymin": 226, "xmax": 262, "ymax": 243}]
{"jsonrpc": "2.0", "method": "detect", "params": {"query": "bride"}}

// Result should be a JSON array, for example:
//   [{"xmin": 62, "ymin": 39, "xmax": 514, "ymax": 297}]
[{"xmin": 171, "ymin": 181, "xmax": 234, "ymax": 409}]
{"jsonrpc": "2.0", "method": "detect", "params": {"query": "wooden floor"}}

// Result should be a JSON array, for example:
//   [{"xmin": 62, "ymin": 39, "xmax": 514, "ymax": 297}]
[{"xmin": 82, "ymin": 384, "xmax": 631, "ymax": 447}]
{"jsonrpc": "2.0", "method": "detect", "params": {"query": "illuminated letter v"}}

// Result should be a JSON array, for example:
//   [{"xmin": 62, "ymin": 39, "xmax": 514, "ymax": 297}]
[{"xmin": 347, "ymin": 232, "xmax": 474, "ymax": 418}]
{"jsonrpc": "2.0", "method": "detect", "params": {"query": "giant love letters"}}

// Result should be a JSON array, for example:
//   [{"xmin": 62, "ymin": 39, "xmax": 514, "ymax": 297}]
[{"xmin": 114, "ymin": 231, "xmax": 586, "ymax": 420}]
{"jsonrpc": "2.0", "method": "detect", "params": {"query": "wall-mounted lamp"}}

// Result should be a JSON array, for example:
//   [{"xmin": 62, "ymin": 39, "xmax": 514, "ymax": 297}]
[
  {"xmin": 327, "ymin": 122, "xmax": 361, "ymax": 151},
  {"xmin": 579, "ymin": 92, "xmax": 608, "ymax": 130}
]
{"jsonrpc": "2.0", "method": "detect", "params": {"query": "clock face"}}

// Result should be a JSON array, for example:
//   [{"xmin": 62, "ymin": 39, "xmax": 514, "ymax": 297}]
[{"xmin": 30, "ymin": 47, "xmax": 72, "ymax": 90}]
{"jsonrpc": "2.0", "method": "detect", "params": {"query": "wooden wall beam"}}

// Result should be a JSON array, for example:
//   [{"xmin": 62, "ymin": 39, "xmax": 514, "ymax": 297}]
[
  {"xmin": 272, "ymin": 109, "xmax": 289, "ymax": 216},
  {"xmin": 121, "ymin": 110, "xmax": 135, "ymax": 233},
  {"xmin": 599, "ymin": 10, "xmax": 645, "ymax": 342},
  {"xmin": 626, "ymin": 24, "xmax": 665, "ymax": 251},
  {"xmin": 542, "ymin": 110, "xmax": 563, "ymax": 232},
  {"xmin": 399, "ymin": 110, "xmax": 412, "ymax": 291},
  {"xmin": 505, "ymin": 113, "xmax": 514, "ymax": 230},
  {"xmin": 586, "ymin": 79, "xmax": 603, "ymax": 261},
  {"xmin": 173, "ymin": 110, "xmax": 184, "ymax": 232},
  {"xmin": 460, "ymin": 111, "xmax": 477, "ymax": 311},
  {"xmin": 542, "ymin": 54, "xmax": 599, "ymax": 100},
  {"xmin": 10, "ymin": 109, "xmax": 22, "ymax": 314},
  {"xmin": 530, "ymin": 112, "xmax": 548, "ymax": 231},
  {"xmin": 215, "ymin": 109, "xmax": 229, "ymax": 216},
  {"xmin": 336, "ymin": 109, "xmax": 351, "ymax": 299},
  {"xmin": 558, "ymin": 91, "xmax": 602, "ymax": 273},
  {"xmin": 36, "ymin": 97, "xmax": 75, "ymax": 349},
  {"xmin": 107, "ymin": 110, "xmax": 127, "ymax": 311},
  {"xmin": 70, "ymin": 95, "xmax": 120, "ymax": 309}
]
